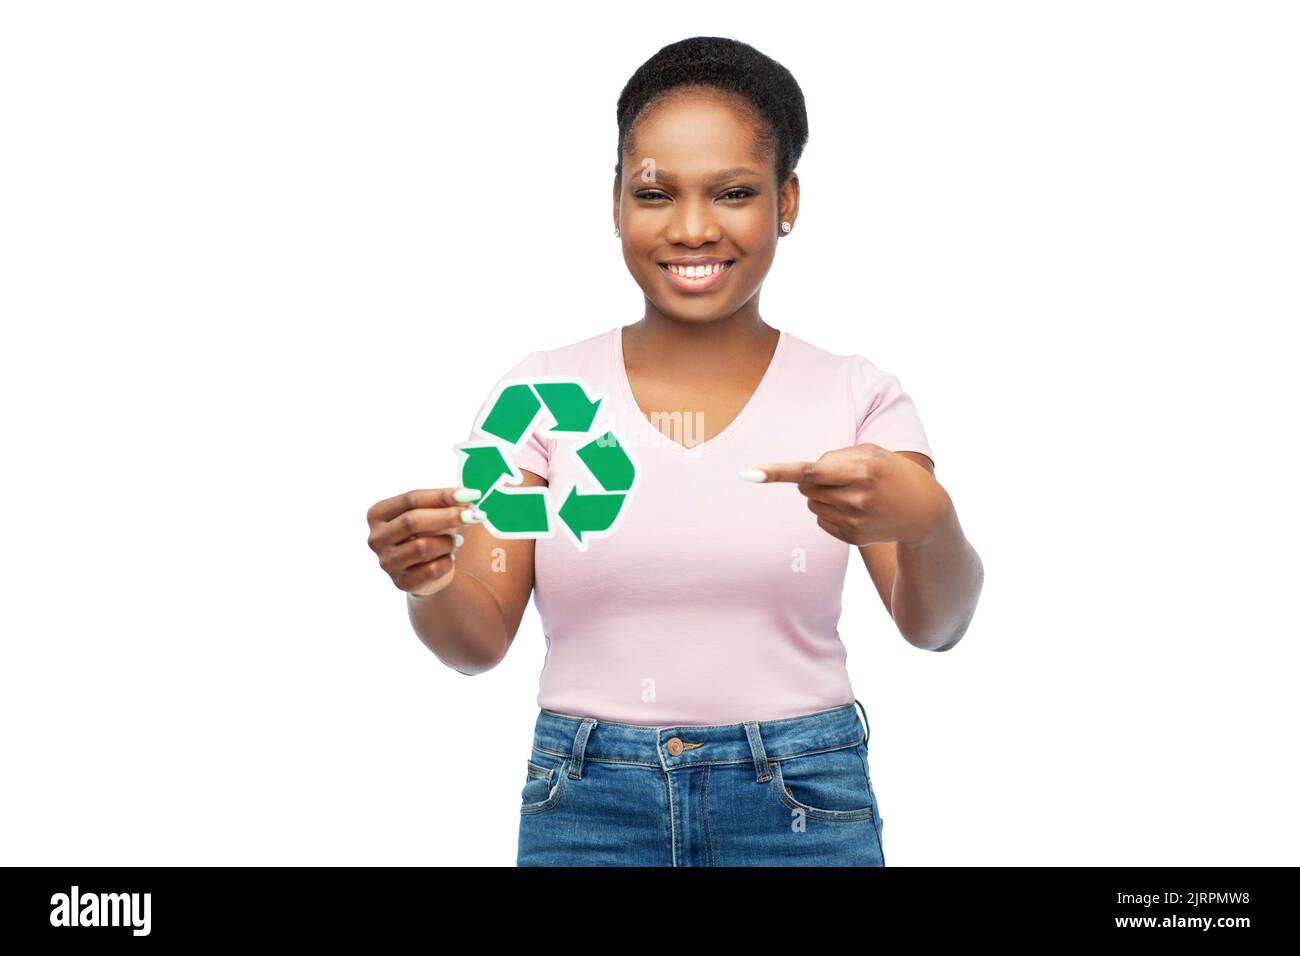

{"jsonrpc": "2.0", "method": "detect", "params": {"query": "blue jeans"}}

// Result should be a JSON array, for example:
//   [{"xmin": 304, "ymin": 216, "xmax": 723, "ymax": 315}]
[{"xmin": 517, "ymin": 699, "xmax": 885, "ymax": 866}]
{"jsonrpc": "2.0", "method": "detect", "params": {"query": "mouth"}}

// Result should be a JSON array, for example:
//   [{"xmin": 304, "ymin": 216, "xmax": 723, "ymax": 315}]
[{"xmin": 658, "ymin": 259, "xmax": 735, "ymax": 293}]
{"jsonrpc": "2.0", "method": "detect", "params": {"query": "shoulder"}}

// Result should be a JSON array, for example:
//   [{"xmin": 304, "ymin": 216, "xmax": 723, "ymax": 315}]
[
  {"xmin": 537, "ymin": 326, "xmax": 614, "ymax": 364},
  {"xmin": 496, "ymin": 327, "xmax": 615, "ymax": 378},
  {"xmin": 532, "ymin": 326, "xmax": 625, "ymax": 369},
  {"xmin": 776, "ymin": 328, "xmax": 836, "ymax": 366},
  {"xmin": 779, "ymin": 333, "xmax": 906, "ymax": 406},
  {"xmin": 779, "ymin": 331, "xmax": 900, "ymax": 379}
]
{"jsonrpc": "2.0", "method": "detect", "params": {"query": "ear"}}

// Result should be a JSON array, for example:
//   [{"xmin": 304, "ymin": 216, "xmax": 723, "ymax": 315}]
[
  {"xmin": 612, "ymin": 175, "xmax": 622, "ymax": 234},
  {"xmin": 779, "ymin": 171, "xmax": 800, "ymax": 230}
]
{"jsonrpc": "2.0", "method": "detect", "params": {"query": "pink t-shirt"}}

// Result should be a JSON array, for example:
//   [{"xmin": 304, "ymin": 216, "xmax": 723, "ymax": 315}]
[{"xmin": 464, "ymin": 325, "xmax": 934, "ymax": 724}]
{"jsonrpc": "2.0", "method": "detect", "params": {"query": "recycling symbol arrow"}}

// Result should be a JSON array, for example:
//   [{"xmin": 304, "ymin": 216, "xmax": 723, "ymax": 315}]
[{"xmin": 452, "ymin": 374, "xmax": 639, "ymax": 551}]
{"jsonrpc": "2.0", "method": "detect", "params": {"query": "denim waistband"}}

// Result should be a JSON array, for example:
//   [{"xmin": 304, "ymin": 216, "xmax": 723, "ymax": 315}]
[{"xmin": 531, "ymin": 698, "xmax": 873, "ymax": 783}]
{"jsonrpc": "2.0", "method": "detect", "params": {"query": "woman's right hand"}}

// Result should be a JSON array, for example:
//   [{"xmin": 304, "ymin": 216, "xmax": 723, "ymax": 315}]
[{"xmin": 366, "ymin": 487, "xmax": 484, "ymax": 598}]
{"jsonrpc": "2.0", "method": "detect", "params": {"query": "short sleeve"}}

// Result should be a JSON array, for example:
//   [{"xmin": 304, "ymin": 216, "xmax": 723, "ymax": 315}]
[
  {"xmin": 848, "ymin": 354, "xmax": 934, "ymax": 465},
  {"xmin": 467, "ymin": 350, "xmax": 551, "ymax": 481}
]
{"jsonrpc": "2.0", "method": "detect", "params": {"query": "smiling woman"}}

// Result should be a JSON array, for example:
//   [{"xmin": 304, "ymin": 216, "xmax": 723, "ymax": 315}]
[
  {"xmin": 611, "ymin": 47, "xmax": 805, "ymax": 321},
  {"xmin": 370, "ymin": 35, "xmax": 982, "ymax": 869}
]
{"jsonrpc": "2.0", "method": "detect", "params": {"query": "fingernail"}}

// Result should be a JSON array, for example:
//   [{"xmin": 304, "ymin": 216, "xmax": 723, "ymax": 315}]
[
  {"xmin": 453, "ymin": 533, "xmax": 464, "ymax": 548},
  {"xmin": 453, "ymin": 488, "xmax": 482, "ymax": 503},
  {"xmin": 737, "ymin": 468, "xmax": 767, "ymax": 482},
  {"xmin": 460, "ymin": 508, "xmax": 484, "ymax": 523}
]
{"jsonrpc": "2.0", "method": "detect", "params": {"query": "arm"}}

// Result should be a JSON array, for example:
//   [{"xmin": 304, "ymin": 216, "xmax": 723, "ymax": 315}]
[
  {"xmin": 859, "ymin": 451, "xmax": 983, "ymax": 651},
  {"xmin": 407, "ymin": 469, "xmax": 546, "ymax": 674}
]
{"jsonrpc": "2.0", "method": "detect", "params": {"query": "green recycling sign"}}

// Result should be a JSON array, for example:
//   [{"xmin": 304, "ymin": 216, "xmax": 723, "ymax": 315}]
[{"xmin": 453, "ymin": 374, "xmax": 640, "ymax": 551}]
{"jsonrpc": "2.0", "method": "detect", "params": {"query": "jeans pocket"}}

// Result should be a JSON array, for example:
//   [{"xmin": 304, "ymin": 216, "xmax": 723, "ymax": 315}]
[
  {"xmin": 520, "ymin": 747, "xmax": 569, "ymax": 815},
  {"xmin": 770, "ymin": 742, "xmax": 875, "ymax": 823}
]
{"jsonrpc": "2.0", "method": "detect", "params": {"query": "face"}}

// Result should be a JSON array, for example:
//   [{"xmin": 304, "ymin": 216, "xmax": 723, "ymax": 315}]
[{"xmin": 613, "ymin": 89, "xmax": 799, "ymax": 325}]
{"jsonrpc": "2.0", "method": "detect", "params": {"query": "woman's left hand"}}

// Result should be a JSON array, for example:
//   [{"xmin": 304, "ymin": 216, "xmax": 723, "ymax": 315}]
[{"xmin": 742, "ymin": 443, "xmax": 952, "ymax": 548}]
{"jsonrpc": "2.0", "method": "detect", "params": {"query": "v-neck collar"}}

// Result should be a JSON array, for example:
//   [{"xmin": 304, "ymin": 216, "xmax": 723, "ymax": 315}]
[{"xmin": 610, "ymin": 324, "xmax": 789, "ymax": 455}]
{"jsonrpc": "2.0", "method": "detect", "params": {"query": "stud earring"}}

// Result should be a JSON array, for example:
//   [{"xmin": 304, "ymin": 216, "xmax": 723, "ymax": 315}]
[
  {"xmin": 614, "ymin": 228, "xmax": 620, "ymax": 237},
  {"xmin": 780, "ymin": 221, "xmax": 792, "ymax": 234}
]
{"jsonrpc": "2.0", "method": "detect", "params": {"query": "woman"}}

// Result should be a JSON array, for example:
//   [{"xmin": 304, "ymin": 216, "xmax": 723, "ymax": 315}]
[{"xmin": 366, "ymin": 36, "xmax": 983, "ymax": 866}]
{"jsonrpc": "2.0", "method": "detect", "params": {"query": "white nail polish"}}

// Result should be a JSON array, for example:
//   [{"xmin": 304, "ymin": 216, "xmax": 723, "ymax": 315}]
[
  {"xmin": 453, "ymin": 488, "xmax": 482, "ymax": 503},
  {"xmin": 737, "ymin": 468, "xmax": 767, "ymax": 482},
  {"xmin": 453, "ymin": 533, "xmax": 464, "ymax": 548},
  {"xmin": 460, "ymin": 508, "xmax": 483, "ymax": 523}
]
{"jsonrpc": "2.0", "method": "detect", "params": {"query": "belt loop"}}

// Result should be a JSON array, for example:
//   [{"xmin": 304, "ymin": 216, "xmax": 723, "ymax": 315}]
[
  {"xmin": 744, "ymin": 720, "xmax": 771, "ymax": 782},
  {"xmin": 854, "ymin": 698, "xmax": 871, "ymax": 748},
  {"xmin": 568, "ymin": 718, "xmax": 597, "ymax": 779}
]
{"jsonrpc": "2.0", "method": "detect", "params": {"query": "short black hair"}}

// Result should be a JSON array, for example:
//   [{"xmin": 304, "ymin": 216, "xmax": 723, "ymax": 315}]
[{"xmin": 615, "ymin": 36, "xmax": 809, "ymax": 191}]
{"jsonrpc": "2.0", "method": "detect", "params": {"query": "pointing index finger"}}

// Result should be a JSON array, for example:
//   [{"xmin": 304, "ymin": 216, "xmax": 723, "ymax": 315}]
[
  {"xmin": 738, "ymin": 460, "xmax": 859, "ymax": 486},
  {"xmin": 738, "ymin": 462, "xmax": 811, "ymax": 484}
]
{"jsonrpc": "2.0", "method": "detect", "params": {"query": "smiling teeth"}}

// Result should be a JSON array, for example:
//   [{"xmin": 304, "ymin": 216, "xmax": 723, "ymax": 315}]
[{"xmin": 666, "ymin": 262, "xmax": 730, "ymax": 277}]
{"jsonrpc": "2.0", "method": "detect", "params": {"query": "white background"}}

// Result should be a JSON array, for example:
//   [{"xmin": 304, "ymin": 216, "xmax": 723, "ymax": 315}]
[{"xmin": 2, "ymin": 1, "xmax": 1296, "ymax": 866}]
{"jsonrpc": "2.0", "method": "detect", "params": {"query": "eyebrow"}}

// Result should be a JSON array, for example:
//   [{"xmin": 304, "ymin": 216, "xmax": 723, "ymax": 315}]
[{"xmin": 640, "ymin": 166, "xmax": 763, "ymax": 185}]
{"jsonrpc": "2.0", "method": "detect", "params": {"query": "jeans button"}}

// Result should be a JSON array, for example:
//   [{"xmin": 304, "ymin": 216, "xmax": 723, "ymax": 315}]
[{"xmin": 666, "ymin": 737, "xmax": 684, "ymax": 756}]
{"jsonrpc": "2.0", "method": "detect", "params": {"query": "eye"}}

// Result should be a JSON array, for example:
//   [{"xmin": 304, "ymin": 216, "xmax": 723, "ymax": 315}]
[{"xmin": 634, "ymin": 188, "xmax": 757, "ymax": 202}]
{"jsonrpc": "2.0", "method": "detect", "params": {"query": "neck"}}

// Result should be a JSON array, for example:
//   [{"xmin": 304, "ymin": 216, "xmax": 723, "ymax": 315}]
[{"xmin": 626, "ymin": 304, "xmax": 777, "ymax": 372}]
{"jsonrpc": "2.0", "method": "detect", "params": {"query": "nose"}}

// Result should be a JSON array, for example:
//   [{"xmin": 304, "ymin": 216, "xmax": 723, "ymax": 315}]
[{"xmin": 666, "ymin": 196, "xmax": 722, "ymax": 247}]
